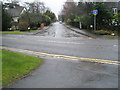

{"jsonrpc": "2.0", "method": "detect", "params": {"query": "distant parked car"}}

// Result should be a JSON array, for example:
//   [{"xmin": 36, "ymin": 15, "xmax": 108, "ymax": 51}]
[{"xmin": 59, "ymin": 21, "xmax": 62, "ymax": 24}]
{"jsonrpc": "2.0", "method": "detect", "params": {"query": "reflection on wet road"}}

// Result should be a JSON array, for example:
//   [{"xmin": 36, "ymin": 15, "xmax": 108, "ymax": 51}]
[{"xmin": 36, "ymin": 22, "xmax": 84, "ymax": 38}]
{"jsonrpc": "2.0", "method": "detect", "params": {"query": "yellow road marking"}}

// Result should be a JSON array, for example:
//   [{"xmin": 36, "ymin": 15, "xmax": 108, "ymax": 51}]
[
  {"xmin": 0, "ymin": 46, "xmax": 119, "ymax": 65},
  {"xmin": 80, "ymin": 34, "xmax": 95, "ymax": 39}
]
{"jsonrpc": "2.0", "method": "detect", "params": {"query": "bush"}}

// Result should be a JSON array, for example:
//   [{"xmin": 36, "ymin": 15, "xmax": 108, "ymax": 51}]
[
  {"xmin": 66, "ymin": 19, "xmax": 71, "ymax": 24},
  {"xmin": 18, "ymin": 22, "xmax": 29, "ymax": 31},
  {"xmin": 42, "ymin": 15, "xmax": 51, "ymax": 26},
  {"xmin": 31, "ymin": 27, "xmax": 38, "ymax": 30},
  {"xmin": 2, "ymin": 6, "xmax": 12, "ymax": 31}
]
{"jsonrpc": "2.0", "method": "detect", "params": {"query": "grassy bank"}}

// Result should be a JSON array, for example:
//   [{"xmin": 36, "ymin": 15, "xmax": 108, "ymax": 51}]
[
  {"xmin": 1, "ymin": 50, "xmax": 44, "ymax": 87},
  {"xmin": 92, "ymin": 30, "xmax": 118, "ymax": 39},
  {"xmin": 0, "ymin": 30, "xmax": 38, "ymax": 34}
]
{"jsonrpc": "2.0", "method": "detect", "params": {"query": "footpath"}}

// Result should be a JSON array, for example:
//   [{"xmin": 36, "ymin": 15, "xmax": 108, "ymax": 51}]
[{"xmin": 63, "ymin": 23, "xmax": 105, "ymax": 39}]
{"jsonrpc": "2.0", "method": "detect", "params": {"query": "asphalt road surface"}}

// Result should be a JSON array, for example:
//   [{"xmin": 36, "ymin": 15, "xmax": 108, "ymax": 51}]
[{"xmin": 1, "ymin": 22, "xmax": 118, "ymax": 88}]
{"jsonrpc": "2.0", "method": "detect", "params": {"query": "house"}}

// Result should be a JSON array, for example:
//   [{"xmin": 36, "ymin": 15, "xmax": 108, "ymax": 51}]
[
  {"xmin": 110, "ymin": 1, "xmax": 120, "ymax": 14},
  {"xmin": 5, "ymin": 3, "xmax": 26, "ymax": 30},
  {"xmin": 117, "ymin": 1, "xmax": 120, "ymax": 13},
  {"xmin": 6, "ymin": 4, "xmax": 25, "ymax": 22},
  {"xmin": 104, "ymin": 2, "xmax": 120, "ymax": 14}
]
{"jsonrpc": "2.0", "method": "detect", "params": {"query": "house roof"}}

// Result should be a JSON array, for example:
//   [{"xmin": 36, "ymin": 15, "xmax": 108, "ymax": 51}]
[
  {"xmin": 118, "ymin": 1, "xmax": 120, "ymax": 10},
  {"xmin": 7, "ymin": 5, "xmax": 24, "ymax": 17}
]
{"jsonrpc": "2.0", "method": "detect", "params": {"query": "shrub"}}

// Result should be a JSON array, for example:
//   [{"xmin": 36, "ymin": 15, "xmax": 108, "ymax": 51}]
[
  {"xmin": 18, "ymin": 22, "xmax": 29, "ymax": 31},
  {"xmin": 2, "ymin": 6, "xmax": 12, "ymax": 31},
  {"xmin": 31, "ymin": 27, "xmax": 38, "ymax": 30},
  {"xmin": 42, "ymin": 15, "xmax": 51, "ymax": 26},
  {"xmin": 66, "ymin": 19, "xmax": 71, "ymax": 24}
]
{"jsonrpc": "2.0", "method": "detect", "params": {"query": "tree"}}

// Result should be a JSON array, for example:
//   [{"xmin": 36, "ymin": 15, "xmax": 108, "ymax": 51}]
[
  {"xmin": 44, "ymin": 10, "xmax": 56, "ymax": 21},
  {"xmin": 2, "ymin": 4, "xmax": 12, "ymax": 31},
  {"xmin": 41, "ymin": 14, "xmax": 51, "ymax": 25},
  {"xmin": 81, "ymin": 15, "xmax": 92, "ymax": 29},
  {"xmin": 61, "ymin": 0, "xmax": 77, "ymax": 22},
  {"xmin": 18, "ymin": 21, "xmax": 29, "ymax": 31},
  {"xmin": 26, "ymin": 1, "xmax": 46, "ymax": 14},
  {"xmin": 19, "ymin": 12, "xmax": 43, "ymax": 28},
  {"xmin": 60, "ymin": 1, "xmax": 116, "ymax": 31},
  {"xmin": 94, "ymin": 2, "xmax": 113, "ymax": 30},
  {"xmin": 0, "ymin": 3, "xmax": 2, "ymax": 31},
  {"xmin": 112, "ymin": 13, "xmax": 120, "ymax": 30}
]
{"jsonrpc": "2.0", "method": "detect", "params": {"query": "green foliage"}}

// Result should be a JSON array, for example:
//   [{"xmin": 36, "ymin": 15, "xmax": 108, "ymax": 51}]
[
  {"xmin": 31, "ymin": 27, "xmax": 38, "ymax": 30},
  {"xmin": 18, "ymin": 21, "xmax": 29, "ymax": 31},
  {"xmin": 113, "ymin": 13, "xmax": 120, "ymax": 23},
  {"xmin": 112, "ymin": 13, "xmax": 120, "ymax": 30},
  {"xmin": 19, "ymin": 13, "xmax": 42, "ymax": 28},
  {"xmin": 19, "ymin": 10, "xmax": 55, "ymax": 27},
  {"xmin": 66, "ymin": 19, "xmax": 71, "ymax": 24},
  {"xmin": 42, "ymin": 14, "xmax": 51, "ymax": 25},
  {"xmin": 94, "ymin": 2, "xmax": 113, "ymax": 30},
  {"xmin": 2, "ymin": 5, "xmax": 12, "ymax": 31},
  {"xmin": 74, "ymin": 16, "xmax": 81, "ymax": 22},
  {"xmin": 61, "ymin": 1, "xmax": 117, "ymax": 31},
  {"xmin": 81, "ymin": 15, "xmax": 92, "ymax": 29},
  {"xmin": 44, "ymin": 10, "xmax": 56, "ymax": 21}
]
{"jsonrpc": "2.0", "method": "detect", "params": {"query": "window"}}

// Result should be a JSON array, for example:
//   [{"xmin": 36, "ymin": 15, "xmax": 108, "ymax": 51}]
[{"xmin": 113, "ymin": 8, "xmax": 117, "ymax": 14}]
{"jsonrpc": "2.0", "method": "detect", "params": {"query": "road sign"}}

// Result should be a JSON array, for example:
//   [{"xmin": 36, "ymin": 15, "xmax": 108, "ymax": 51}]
[
  {"xmin": 93, "ymin": 10, "xmax": 98, "ymax": 30},
  {"xmin": 93, "ymin": 10, "xmax": 98, "ymax": 15}
]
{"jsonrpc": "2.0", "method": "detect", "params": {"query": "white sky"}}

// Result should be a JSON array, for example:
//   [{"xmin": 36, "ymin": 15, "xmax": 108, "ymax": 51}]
[
  {"xmin": 20, "ymin": 0, "xmax": 79, "ymax": 16},
  {"xmin": 40, "ymin": 0, "xmax": 66, "ymax": 16},
  {"xmin": 3, "ymin": 0, "xmax": 119, "ymax": 17},
  {"xmin": 2, "ymin": 0, "xmax": 79, "ymax": 18}
]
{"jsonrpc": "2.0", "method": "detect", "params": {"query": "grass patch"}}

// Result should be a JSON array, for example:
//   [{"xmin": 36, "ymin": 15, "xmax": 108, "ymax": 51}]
[
  {"xmin": 1, "ymin": 50, "xmax": 44, "ymax": 87},
  {"xmin": 92, "ymin": 30, "xmax": 111, "ymax": 35},
  {"xmin": 92, "ymin": 30, "xmax": 118, "ymax": 39},
  {"xmin": 103, "ymin": 35, "xmax": 118, "ymax": 39},
  {"xmin": 0, "ymin": 30, "xmax": 38, "ymax": 34}
]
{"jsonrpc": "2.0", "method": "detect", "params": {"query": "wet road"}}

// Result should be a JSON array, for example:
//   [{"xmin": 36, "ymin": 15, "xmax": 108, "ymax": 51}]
[
  {"xmin": 36, "ymin": 22, "xmax": 83, "ymax": 38},
  {"xmin": 1, "ymin": 22, "xmax": 118, "ymax": 88}
]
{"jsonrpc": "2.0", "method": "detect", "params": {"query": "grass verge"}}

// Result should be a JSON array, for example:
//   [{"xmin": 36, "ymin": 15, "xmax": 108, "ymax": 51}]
[
  {"xmin": 0, "ymin": 30, "xmax": 38, "ymax": 34},
  {"xmin": 103, "ymin": 35, "xmax": 118, "ymax": 39},
  {"xmin": 92, "ymin": 30, "xmax": 118, "ymax": 39},
  {"xmin": 92, "ymin": 30, "xmax": 111, "ymax": 35},
  {"xmin": 1, "ymin": 50, "xmax": 44, "ymax": 87}
]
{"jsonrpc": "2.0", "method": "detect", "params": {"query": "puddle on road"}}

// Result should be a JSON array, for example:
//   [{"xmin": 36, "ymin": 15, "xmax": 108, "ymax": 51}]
[{"xmin": 84, "ymin": 73, "xmax": 109, "ymax": 82}]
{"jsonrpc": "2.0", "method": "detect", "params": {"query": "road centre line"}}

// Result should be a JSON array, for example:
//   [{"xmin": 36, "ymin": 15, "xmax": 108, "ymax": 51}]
[
  {"xmin": 0, "ymin": 46, "xmax": 119, "ymax": 65},
  {"xmin": 1, "ymin": 36, "xmax": 84, "ymax": 45},
  {"xmin": 37, "ymin": 40, "xmax": 84, "ymax": 45}
]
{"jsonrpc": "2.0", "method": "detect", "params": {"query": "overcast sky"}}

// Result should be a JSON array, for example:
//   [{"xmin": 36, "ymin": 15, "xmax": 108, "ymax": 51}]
[
  {"xmin": 2, "ymin": 0, "xmax": 79, "ymax": 17},
  {"xmin": 40, "ymin": 0, "xmax": 67, "ymax": 16},
  {"xmin": 3, "ymin": 0, "xmax": 118, "ymax": 17},
  {"xmin": 19, "ymin": 0, "xmax": 79, "ymax": 16},
  {"xmin": 20, "ymin": 0, "xmax": 79, "ymax": 16}
]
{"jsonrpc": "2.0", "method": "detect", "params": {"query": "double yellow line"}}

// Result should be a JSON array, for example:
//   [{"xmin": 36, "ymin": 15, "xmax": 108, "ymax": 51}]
[{"xmin": 0, "ymin": 46, "xmax": 119, "ymax": 65}]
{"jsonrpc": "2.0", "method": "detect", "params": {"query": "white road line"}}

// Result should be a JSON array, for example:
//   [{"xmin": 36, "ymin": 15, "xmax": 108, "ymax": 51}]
[{"xmin": 37, "ymin": 40, "xmax": 84, "ymax": 45}]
